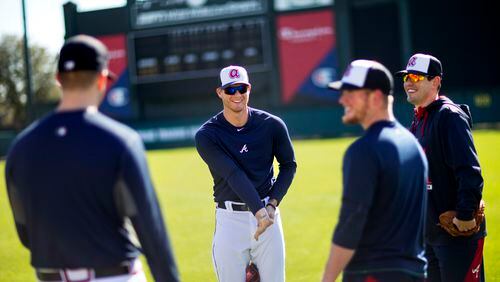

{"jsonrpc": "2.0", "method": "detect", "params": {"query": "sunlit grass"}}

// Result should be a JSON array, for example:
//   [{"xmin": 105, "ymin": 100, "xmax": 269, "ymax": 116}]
[{"xmin": 1, "ymin": 130, "xmax": 498, "ymax": 281}]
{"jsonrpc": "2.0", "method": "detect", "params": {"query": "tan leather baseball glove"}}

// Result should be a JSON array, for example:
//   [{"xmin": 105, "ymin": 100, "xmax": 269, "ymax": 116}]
[{"xmin": 438, "ymin": 200, "xmax": 485, "ymax": 237}]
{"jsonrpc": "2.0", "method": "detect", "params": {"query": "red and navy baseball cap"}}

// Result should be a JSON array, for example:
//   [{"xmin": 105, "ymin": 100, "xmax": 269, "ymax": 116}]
[
  {"xmin": 57, "ymin": 34, "xmax": 115, "ymax": 80},
  {"xmin": 395, "ymin": 53, "xmax": 443, "ymax": 77},
  {"xmin": 328, "ymin": 60, "xmax": 394, "ymax": 95},
  {"xmin": 219, "ymin": 65, "xmax": 250, "ymax": 88}
]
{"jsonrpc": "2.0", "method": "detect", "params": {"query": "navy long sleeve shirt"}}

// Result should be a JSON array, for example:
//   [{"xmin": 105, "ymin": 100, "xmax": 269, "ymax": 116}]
[
  {"xmin": 409, "ymin": 96, "xmax": 485, "ymax": 245},
  {"xmin": 195, "ymin": 107, "xmax": 297, "ymax": 214},
  {"xmin": 5, "ymin": 109, "xmax": 179, "ymax": 282},
  {"xmin": 333, "ymin": 121, "xmax": 428, "ymax": 277}
]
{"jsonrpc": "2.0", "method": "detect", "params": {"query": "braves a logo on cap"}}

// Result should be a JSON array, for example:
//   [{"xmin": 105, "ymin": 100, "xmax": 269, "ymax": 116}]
[
  {"xmin": 229, "ymin": 69, "xmax": 240, "ymax": 79},
  {"xmin": 408, "ymin": 57, "xmax": 417, "ymax": 67},
  {"xmin": 220, "ymin": 65, "xmax": 249, "ymax": 87}
]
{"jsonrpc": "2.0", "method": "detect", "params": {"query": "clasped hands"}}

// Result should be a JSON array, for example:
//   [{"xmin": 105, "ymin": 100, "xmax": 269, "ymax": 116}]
[
  {"xmin": 253, "ymin": 200, "xmax": 278, "ymax": 240},
  {"xmin": 452, "ymin": 217, "xmax": 476, "ymax": 231}
]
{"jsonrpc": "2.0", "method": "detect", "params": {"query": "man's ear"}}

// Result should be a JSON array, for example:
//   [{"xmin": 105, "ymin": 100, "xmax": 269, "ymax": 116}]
[
  {"xmin": 97, "ymin": 71, "xmax": 108, "ymax": 91},
  {"xmin": 369, "ymin": 89, "xmax": 385, "ymax": 107},
  {"xmin": 216, "ymin": 87, "xmax": 223, "ymax": 99},
  {"xmin": 55, "ymin": 73, "xmax": 62, "ymax": 88},
  {"xmin": 433, "ymin": 76, "xmax": 442, "ymax": 89}
]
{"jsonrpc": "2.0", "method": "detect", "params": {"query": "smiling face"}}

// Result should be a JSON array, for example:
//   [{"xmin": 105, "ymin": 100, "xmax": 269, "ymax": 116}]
[
  {"xmin": 338, "ymin": 89, "xmax": 370, "ymax": 125},
  {"xmin": 217, "ymin": 83, "xmax": 251, "ymax": 114},
  {"xmin": 404, "ymin": 74, "xmax": 441, "ymax": 107}
]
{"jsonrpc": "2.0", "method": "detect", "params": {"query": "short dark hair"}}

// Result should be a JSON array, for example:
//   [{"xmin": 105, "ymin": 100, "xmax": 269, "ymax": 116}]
[
  {"xmin": 58, "ymin": 71, "xmax": 100, "ymax": 90},
  {"xmin": 427, "ymin": 75, "xmax": 442, "ymax": 91}
]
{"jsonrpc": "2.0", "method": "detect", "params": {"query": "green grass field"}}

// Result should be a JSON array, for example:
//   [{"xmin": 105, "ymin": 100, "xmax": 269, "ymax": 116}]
[{"xmin": 0, "ymin": 130, "xmax": 499, "ymax": 281}]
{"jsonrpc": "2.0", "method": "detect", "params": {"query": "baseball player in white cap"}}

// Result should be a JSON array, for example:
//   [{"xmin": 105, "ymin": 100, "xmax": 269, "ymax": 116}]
[{"xmin": 195, "ymin": 65, "xmax": 297, "ymax": 282}]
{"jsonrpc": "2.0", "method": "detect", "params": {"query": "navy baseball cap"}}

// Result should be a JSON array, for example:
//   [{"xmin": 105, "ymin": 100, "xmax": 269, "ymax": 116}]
[
  {"xmin": 58, "ymin": 35, "xmax": 116, "ymax": 80},
  {"xmin": 328, "ymin": 60, "xmax": 394, "ymax": 95},
  {"xmin": 395, "ymin": 53, "xmax": 443, "ymax": 77}
]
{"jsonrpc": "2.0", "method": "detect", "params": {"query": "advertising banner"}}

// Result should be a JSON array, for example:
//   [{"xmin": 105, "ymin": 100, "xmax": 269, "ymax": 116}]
[
  {"xmin": 276, "ymin": 10, "xmax": 339, "ymax": 104},
  {"xmin": 96, "ymin": 34, "xmax": 134, "ymax": 119},
  {"xmin": 130, "ymin": 0, "xmax": 267, "ymax": 29}
]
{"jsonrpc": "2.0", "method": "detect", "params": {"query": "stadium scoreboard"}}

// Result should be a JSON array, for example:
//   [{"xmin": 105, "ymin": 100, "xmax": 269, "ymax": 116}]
[{"xmin": 131, "ymin": 18, "xmax": 271, "ymax": 83}]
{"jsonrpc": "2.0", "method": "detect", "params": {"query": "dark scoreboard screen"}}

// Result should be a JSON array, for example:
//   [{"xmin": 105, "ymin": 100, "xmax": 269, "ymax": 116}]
[
  {"xmin": 131, "ymin": 18, "xmax": 271, "ymax": 83},
  {"xmin": 126, "ymin": 0, "xmax": 274, "ymax": 119}
]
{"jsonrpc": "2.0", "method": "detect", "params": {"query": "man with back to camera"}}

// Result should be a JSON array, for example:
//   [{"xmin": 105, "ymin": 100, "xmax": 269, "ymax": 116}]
[
  {"xmin": 195, "ymin": 65, "xmax": 297, "ymax": 282},
  {"xmin": 322, "ymin": 60, "xmax": 428, "ymax": 282},
  {"xmin": 397, "ymin": 53, "xmax": 486, "ymax": 282},
  {"xmin": 5, "ymin": 35, "xmax": 179, "ymax": 282}
]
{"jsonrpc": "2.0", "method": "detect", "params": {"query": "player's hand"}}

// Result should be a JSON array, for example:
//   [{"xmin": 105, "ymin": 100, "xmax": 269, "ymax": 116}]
[
  {"xmin": 265, "ymin": 205, "xmax": 275, "ymax": 220},
  {"xmin": 254, "ymin": 208, "xmax": 273, "ymax": 241},
  {"xmin": 452, "ymin": 217, "xmax": 476, "ymax": 231},
  {"xmin": 265, "ymin": 199, "xmax": 278, "ymax": 220}
]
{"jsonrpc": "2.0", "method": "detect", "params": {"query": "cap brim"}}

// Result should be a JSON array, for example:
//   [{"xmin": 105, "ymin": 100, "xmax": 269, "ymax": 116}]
[
  {"xmin": 395, "ymin": 70, "xmax": 430, "ymax": 77},
  {"xmin": 221, "ymin": 81, "xmax": 251, "ymax": 88},
  {"xmin": 328, "ymin": 81, "xmax": 362, "ymax": 91}
]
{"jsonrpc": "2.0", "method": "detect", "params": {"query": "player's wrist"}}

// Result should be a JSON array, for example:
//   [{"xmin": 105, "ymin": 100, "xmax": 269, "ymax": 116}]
[
  {"xmin": 269, "ymin": 198, "xmax": 279, "ymax": 206},
  {"xmin": 266, "ymin": 202, "xmax": 276, "ymax": 210}
]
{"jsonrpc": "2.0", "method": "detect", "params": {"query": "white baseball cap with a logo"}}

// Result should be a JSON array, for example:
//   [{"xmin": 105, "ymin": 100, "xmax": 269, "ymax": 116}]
[
  {"xmin": 328, "ymin": 60, "xmax": 394, "ymax": 95},
  {"xmin": 220, "ymin": 65, "xmax": 250, "ymax": 88},
  {"xmin": 395, "ymin": 53, "xmax": 443, "ymax": 77}
]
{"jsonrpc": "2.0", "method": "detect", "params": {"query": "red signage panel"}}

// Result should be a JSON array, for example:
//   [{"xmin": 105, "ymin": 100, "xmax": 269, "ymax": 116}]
[{"xmin": 277, "ymin": 10, "xmax": 336, "ymax": 103}]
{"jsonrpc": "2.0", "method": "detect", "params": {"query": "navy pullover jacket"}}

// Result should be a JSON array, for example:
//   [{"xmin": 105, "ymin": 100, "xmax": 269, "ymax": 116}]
[
  {"xmin": 195, "ymin": 108, "xmax": 297, "ymax": 214},
  {"xmin": 410, "ymin": 96, "xmax": 485, "ymax": 245},
  {"xmin": 5, "ymin": 109, "xmax": 179, "ymax": 282},
  {"xmin": 333, "ymin": 121, "xmax": 428, "ymax": 277}
]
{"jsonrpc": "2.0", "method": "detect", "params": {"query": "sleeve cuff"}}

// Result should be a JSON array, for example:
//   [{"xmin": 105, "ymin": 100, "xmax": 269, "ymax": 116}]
[{"xmin": 456, "ymin": 209, "xmax": 475, "ymax": 221}]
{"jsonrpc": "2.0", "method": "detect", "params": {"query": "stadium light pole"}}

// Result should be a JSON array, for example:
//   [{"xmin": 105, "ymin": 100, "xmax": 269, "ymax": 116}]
[{"xmin": 21, "ymin": 0, "xmax": 34, "ymax": 124}]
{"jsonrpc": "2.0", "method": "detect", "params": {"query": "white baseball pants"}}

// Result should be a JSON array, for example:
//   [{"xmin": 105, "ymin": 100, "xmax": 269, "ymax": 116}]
[{"xmin": 212, "ymin": 206, "xmax": 285, "ymax": 282}]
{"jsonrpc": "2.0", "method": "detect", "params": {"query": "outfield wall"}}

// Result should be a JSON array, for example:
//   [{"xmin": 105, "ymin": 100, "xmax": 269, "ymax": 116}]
[
  {"xmin": 1, "ymin": 88, "xmax": 498, "ymax": 156},
  {"xmin": 128, "ymin": 88, "xmax": 500, "ymax": 150},
  {"xmin": 2, "ymin": 1, "xmax": 499, "ymax": 156}
]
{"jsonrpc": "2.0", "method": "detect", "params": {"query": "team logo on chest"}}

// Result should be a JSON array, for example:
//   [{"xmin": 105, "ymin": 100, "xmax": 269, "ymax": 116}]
[{"xmin": 239, "ymin": 144, "xmax": 248, "ymax": 154}]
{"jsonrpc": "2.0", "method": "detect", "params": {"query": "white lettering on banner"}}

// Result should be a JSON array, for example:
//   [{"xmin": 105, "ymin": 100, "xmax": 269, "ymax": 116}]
[
  {"xmin": 279, "ymin": 26, "xmax": 334, "ymax": 43},
  {"xmin": 136, "ymin": 2, "xmax": 264, "ymax": 26},
  {"xmin": 137, "ymin": 125, "xmax": 201, "ymax": 144}
]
